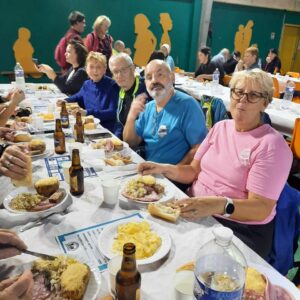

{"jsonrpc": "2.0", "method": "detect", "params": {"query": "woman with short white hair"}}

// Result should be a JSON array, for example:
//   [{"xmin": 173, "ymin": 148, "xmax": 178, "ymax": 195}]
[
  {"xmin": 138, "ymin": 69, "xmax": 292, "ymax": 258},
  {"xmin": 84, "ymin": 15, "xmax": 113, "ymax": 75}
]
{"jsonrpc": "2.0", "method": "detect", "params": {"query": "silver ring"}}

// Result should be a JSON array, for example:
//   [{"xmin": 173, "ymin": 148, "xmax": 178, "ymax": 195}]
[{"xmin": 6, "ymin": 161, "xmax": 11, "ymax": 169}]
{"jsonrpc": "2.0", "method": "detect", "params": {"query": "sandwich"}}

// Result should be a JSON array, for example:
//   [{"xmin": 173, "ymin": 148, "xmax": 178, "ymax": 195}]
[
  {"xmin": 243, "ymin": 267, "xmax": 267, "ymax": 299},
  {"xmin": 34, "ymin": 177, "xmax": 59, "ymax": 197},
  {"xmin": 83, "ymin": 115, "xmax": 94, "ymax": 124},
  {"xmin": 111, "ymin": 138, "xmax": 123, "ymax": 151},
  {"xmin": 84, "ymin": 123, "xmax": 96, "ymax": 130},
  {"xmin": 148, "ymin": 202, "xmax": 181, "ymax": 222},
  {"xmin": 60, "ymin": 263, "xmax": 90, "ymax": 300},
  {"xmin": 29, "ymin": 139, "xmax": 46, "ymax": 155},
  {"xmin": 104, "ymin": 153, "xmax": 132, "ymax": 166},
  {"xmin": 13, "ymin": 131, "xmax": 32, "ymax": 142}
]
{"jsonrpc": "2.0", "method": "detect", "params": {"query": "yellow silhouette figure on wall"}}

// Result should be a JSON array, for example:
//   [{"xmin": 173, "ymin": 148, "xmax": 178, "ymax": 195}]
[
  {"xmin": 159, "ymin": 13, "xmax": 173, "ymax": 48},
  {"xmin": 133, "ymin": 14, "xmax": 157, "ymax": 67},
  {"xmin": 234, "ymin": 20, "xmax": 254, "ymax": 55},
  {"xmin": 13, "ymin": 27, "xmax": 42, "ymax": 78}
]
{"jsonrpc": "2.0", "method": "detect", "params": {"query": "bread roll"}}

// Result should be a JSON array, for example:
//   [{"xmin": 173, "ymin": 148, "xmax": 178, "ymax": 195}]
[
  {"xmin": 148, "ymin": 203, "xmax": 180, "ymax": 222},
  {"xmin": 111, "ymin": 138, "xmax": 123, "ymax": 151},
  {"xmin": 84, "ymin": 115, "xmax": 94, "ymax": 124},
  {"xmin": 84, "ymin": 123, "xmax": 96, "ymax": 130},
  {"xmin": 29, "ymin": 139, "xmax": 46, "ymax": 154},
  {"xmin": 34, "ymin": 177, "xmax": 59, "ymax": 197},
  {"xmin": 14, "ymin": 132, "xmax": 32, "ymax": 142},
  {"xmin": 11, "ymin": 157, "xmax": 32, "ymax": 187},
  {"xmin": 60, "ymin": 263, "xmax": 90, "ymax": 300}
]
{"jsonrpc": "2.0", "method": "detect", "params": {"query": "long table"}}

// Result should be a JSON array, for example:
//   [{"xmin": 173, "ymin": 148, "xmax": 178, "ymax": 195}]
[
  {"xmin": 175, "ymin": 74, "xmax": 300, "ymax": 137},
  {"xmin": 0, "ymin": 83, "xmax": 299, "ymax": 299}
]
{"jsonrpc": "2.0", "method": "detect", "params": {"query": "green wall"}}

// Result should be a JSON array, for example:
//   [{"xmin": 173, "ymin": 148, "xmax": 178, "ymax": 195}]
[
  {"xmin": 210, "ymin": 2, "xmax": 284, "ymax": 60},
  {"xmin": 0, "ymin": 0, "xmax": 201, "ymax": 82}
]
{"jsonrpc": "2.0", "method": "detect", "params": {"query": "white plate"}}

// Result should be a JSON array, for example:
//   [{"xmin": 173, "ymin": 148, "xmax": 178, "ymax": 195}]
[
  {"xmin": 119, "ymin": 176, "xmax": 175, "ymax": 204},
  {"xmin": 98, "ymin": 219, "xmax": 172, "ymax": 265},
  {"xmin": 3, "ymin": 187, "xmax": 69, "ymax": 215},
  {"xmin": 18, "ymin": 260, "xmax": 101, "ymax": 300},
  {"xmin": 30, "ymin": 149, "xmax": 51, "ymax": 160},
  {"xmin": 69, "ymin": 115, "xmax": 100, "ymax": 125},
  {"xmin": 250, "ymin": 263, "xmax": 300, "ymax": 299}
]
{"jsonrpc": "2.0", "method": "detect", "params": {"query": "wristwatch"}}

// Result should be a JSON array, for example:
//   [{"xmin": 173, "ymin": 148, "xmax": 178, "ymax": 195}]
[{"xmin": 223, "ymin": 197, "xmax": 235, "ymax": 217}]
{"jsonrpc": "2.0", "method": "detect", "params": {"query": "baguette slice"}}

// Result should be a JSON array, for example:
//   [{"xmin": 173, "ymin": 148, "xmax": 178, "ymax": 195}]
[{"xmin": 148, "ymin": 202, "xmax": 180, "ymax": 223}]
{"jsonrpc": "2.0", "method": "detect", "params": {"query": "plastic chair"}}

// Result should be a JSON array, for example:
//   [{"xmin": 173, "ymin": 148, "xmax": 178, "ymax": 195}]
[
  {"xmin": 290, "ymin": 118, "xmax": 300, "ymax": 160},
  {"xmin": 272, "ymin": 77, "xmax": 280, "ymax": 98},
  {"xmin": 287, "ymin": 71, "xmax": 300, "ymax": 78},
  {"xmin": 223, "ymin": 75, "xmax": 232, "ymax": 87},
  {"xmin": 266, "ymin": 183, "xmax": 300, "ymax": 275}
]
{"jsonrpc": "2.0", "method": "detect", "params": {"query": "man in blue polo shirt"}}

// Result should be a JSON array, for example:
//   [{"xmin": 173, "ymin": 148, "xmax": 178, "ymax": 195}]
[{"xmin": 123, "ymin": 60, "xmax": 207, "ymax": 165}]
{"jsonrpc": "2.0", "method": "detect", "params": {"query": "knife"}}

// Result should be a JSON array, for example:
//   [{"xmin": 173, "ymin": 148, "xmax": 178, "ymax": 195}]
[
  {"xmin": 19, "ymin": 212, "xmax": 60, "ymax": 232},
  {"xmin": 20, "ymin": 249, "xmax": 56, "ymax": 261}
]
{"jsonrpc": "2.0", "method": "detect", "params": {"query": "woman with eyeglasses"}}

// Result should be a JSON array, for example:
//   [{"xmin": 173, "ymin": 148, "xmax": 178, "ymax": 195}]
[{"xmin": 138, "ymin": 69, "xmax": 292, "ymax": 258}]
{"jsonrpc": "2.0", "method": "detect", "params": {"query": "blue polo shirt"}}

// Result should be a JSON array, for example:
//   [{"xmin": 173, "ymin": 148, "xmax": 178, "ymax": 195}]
[{"xmin": 135, "ymin": 91, "xmax": 207, "ymax": 164}]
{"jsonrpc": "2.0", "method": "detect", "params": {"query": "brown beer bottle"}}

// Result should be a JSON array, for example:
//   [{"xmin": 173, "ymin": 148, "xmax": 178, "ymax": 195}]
[
  {"xmin": 74, "ymin": 112, "xmax": 84, "ymax": 143},
  {"xmin": 60, "ymin": 102, "xmax": 69, "ymax": 128},
  {"xmin": 115, "ymin": 243, "xmax": 141, "ymax": 300},
  {"xmin": 54, "ymin": 119, "xmax": 66, "ymax": 154},
  {"xmin": 69, "ymin": 149, "xmax": 84, "ymax": 196}
]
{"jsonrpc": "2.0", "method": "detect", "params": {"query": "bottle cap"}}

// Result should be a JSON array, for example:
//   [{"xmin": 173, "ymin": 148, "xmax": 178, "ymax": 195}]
[{"xmin": 213, "ymin": 226, "xmax": 233, "ymax": 245}]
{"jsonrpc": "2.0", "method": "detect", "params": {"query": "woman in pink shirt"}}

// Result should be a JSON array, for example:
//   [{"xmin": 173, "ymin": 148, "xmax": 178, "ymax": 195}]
[{"xmin": 138, "ymin": 69, "xmax": 293, "ymax": 258}]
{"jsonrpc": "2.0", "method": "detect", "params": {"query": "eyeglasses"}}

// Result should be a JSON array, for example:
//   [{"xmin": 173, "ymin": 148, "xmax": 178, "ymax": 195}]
[
  {"xmin": 230, "ymin": 88, "xmax": 268, "ymax": 103},
  {"xmin": 111, "ymin": 64, "xmax": 132, "ymax": 76}
]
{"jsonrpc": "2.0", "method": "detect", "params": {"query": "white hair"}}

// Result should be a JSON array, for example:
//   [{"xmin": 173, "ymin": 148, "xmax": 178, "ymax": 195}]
[{"xmin": 109, "ymin": 52, "xmax": 133, "ymax": 68}]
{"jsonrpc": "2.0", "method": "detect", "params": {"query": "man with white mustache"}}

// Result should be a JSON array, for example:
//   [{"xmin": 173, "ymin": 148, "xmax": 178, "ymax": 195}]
[{"xmin": 123, "ymin": 60, "xmax": 207, "ymax": 165}]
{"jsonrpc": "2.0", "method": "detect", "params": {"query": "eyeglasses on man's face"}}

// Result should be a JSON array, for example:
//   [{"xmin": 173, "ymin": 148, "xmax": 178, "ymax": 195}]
[
  {"xmin": 230, "ymin": 88, "xmax": 267, "ymax": 103},
  {"xmin": 111, "ymin": 64, "xmax": 132, "ymax": 76}
]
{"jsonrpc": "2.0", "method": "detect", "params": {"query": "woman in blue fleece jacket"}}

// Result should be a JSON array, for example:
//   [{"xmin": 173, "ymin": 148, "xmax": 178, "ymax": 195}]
[{"xmin": 61, "ymin": 51, "xmax": 119, "ymax": 132}]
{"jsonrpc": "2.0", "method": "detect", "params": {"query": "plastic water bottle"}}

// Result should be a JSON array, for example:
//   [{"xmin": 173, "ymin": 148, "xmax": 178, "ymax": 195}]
[
  {"xmin": 281, "ymin": 81, "xmax": 295, "ymax": 109},
  {"xmin": 193, "ymin": 227, "xmax": 247, "ymax": 300},
  {"xmin": 212, "ymin": 68, "xmax": 220, "ymax": 85},
  {"xmin": 14, "ymin": 62, "xmax": 25, "ymax": 90}
]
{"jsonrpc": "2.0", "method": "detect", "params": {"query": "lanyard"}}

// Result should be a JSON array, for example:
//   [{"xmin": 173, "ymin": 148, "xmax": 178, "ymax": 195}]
[{"xmin": 117, "ymin": 76, "xmax": 140, "ymax": 122}]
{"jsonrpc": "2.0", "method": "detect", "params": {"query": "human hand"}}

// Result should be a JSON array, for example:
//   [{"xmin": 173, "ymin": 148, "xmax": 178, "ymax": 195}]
[
  {"xmin": 10, "ymin": 90, "xmax": 25, "ymax": 105},
  {"xmin": 127, "ymin": 97, "xmax": 145, "ymax": 121},
  {"xmin": 56, "ymin": 99, "xmax": 67, "ymax": 107},
  {"xmin": 176, "ymin": 197, "xmax": 207, "ymax": 221},
  {"xmin": 195, "ymin": 75, "xmax": 205, "ymax": 82},
  {"xmin": 138, "ymin": 162, "xmax": 165, "ymax": 175},
  {"xmin": 0, "ymin": 127, "xmax": 15, "ymax": 141},
  {"xmin": 0, "ymin": 229, "xmax": 27, "ymax": 259},
  {"xmin": 266, "ymin": 56, "xmax": 271, "ymax": 63},
  {"xmin": 0, "ymin": 145, "xmax": 30, "ymax": 180},
  {"xmin": 0, "ymin": 270, "xmax": 33, "ymax": 300},
  {"xmin": 37, "ymin": 64, "xmax": 53, "ymax": 74}
]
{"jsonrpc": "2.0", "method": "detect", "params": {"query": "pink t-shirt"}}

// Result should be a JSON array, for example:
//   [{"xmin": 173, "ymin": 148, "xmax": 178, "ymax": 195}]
[{"xmin": 190, "ymin": 120, "xmax": 293, "ymax": 225}]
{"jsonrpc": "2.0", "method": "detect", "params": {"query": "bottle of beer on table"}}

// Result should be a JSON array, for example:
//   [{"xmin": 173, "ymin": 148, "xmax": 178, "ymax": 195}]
[
  {"xmin": 60, "ymin": 101, "xmax": 69, "ymax": 128},
  {"xmin": 116, "ymin": 243, "xmax": 141, "ymax": 300},
  {"xmin": 69, "ymin": 149, "xmax": 84, "ymax": 196},
  {"xmin": 74, "ymin": 112, "xmax": 84, "ymax": 143},
  {"xmin": 54, "ymin": 119, "xmax": 66, "ymax": 154}
]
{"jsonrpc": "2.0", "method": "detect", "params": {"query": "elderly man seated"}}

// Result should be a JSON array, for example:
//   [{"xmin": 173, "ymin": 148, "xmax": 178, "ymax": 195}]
[
  {"xmin": 235, "ymin": 46, "xmax": 260, "ymax": 72},
  {"xmin": 123, "ymin": 60, "xmax": 207, "ymax": 165},
  {"xmin": 109, "ymin": 53, "xmax": 149, "ymax": 138},
  {"xmin": 211, "ymin": 48, "xmax": 230, "ymax": 67}
]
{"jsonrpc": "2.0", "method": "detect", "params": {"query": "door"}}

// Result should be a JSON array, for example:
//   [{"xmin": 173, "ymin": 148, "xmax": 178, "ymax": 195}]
[{"xmin": 279, "ymin": 25, "xmax": 300, "ymax": 74}]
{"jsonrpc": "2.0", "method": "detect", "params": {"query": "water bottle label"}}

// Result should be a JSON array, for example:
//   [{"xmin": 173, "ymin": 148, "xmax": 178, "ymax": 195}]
[{"xmin": 194, "ymin": 276, "xmax": 244, "ymax": 300}]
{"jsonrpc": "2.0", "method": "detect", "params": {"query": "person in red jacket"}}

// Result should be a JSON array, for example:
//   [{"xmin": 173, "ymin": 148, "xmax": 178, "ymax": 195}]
[
  {"xmin": 55, "ymin": 11, "xmax": 86, "ymax": 73},
  {"xmin": 84, "ymin": 15, "xmax": 113, "ymax": 76}
]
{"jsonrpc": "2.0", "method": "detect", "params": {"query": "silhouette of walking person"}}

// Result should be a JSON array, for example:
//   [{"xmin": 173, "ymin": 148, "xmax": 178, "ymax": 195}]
[
  {"xmin": 13, "ymin": 27, "xmax": 41, "ymax": 78},
  {"xmin": 133, "ymin": 14, "xmax": 157, "ymax": 67},
  {"xmin": 159, "ymin": 13, "xmax": 173, "ymax": 48},
  {"xmin": 234, "ymin": 20, "xmax": 254, "ymax": 56}
]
